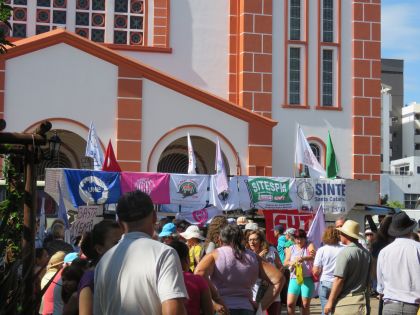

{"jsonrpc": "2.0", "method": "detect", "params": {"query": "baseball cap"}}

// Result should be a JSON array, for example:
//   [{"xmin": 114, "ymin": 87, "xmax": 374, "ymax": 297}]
[
  {"xmin": 245, "ymin": 222, "xmax": 259, "ymax": 231},
  {"xmin": 285, "ymin": 228, "xmax": 296, "ymax": 235},
  {"xmin": 159, "ymin": 222, "xmax": 176, "ymax": 238},
  {"xmin": 64, "ymin": 252, "xmax": 79, "ymax": 264}
]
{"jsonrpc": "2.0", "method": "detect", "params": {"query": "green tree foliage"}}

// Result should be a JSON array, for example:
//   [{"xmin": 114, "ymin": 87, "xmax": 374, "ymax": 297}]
[
  {"xmin": 0, "ymin": 0, "xmax": 14, "ymax": 54},
  {"xmin": 386, "ymin": 200, "xmax": 404, "ymax": 209},
  {"xmin": 0, "ymin": 155, "xmax": 25, "ymax": 315}
]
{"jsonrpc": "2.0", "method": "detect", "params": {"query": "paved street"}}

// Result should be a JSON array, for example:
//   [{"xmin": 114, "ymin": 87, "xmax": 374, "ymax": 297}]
[{"xmin": 278, "ymin": 296, "xmax": 379, "ymax": 314}]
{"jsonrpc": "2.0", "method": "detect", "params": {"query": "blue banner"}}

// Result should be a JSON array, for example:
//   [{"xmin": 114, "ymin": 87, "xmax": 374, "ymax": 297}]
[{"xmin": 64, "ymin": 169, "xmax": 121, "ymax": 207}]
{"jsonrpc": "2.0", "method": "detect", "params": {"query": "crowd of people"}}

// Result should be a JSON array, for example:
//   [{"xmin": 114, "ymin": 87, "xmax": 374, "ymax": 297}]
[{"xmin": 34, "ymin": 190, "xmax": 420, "ymax": 315}]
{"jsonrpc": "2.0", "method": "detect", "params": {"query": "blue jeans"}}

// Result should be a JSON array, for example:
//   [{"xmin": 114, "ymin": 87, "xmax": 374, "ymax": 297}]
[{"xmin": 319, "ymin": 280, "xmax": 333, "ymax": 315}]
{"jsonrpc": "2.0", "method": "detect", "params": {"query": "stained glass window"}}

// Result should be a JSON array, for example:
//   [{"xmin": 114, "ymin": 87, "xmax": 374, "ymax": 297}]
[
  {"xmin": 289, "ymin": 47, "xmax": 301, "ymax": 105},
  {"xmin": 323, "ymin": 0, "xmax": 334, "ymax": 42},
  {"xmin": 75, "ymin": 0, "xmax": 106, "ymax": 42},
  {"xmin": 290, "ymin": 0, "xmax": 301, "ymax": 40},
  {"xmin": 36, "ymin": 0, "xmax": 67, "ymax": 35},
  {"xmin": 8, "ymin": 0, "xmax": 28, "ymax": 38},
  {"xmin": 322, "ymin": 49, "xmax": 334, "ymax": 106},
  {"xmin": 4, "ymin": 0, "xmax": 147, "ymax": 46},
  {"xmin": 113, "ymin": 0, "xmax": 145, "ymax": 45}
]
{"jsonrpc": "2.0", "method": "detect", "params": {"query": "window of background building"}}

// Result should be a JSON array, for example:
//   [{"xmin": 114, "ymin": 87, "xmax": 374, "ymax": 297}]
[
  {"xmin": 415, "ymin": 129, "xmax": 420, "ymax": 135},
  {"xmin": 322, "ymin": 0, "xmax": 333, "ymax": 42},
  {"xmin": 289, "ymin": 47, "xmax": 301, "ymax": 104},
  {"xmin": 404, "ymin": 193, "xmax": 420, "ymax": 209},
  {"xmin": 289, "ymin": 0, "xmax": 301, "ymax": 40},
  {"xmin": 322, "ymin": 49, "xmax": 333, "ymax": 106},
  {"xmin": 417, "ymin": 166, "xmax": 420, "ymax": 174},
  {"xmin": 398, "ymin": 165, "xmax": 409, "ymax": 175},
  {"xmin": 415, "ymin": 143, "xmax": 420, "ymax": 150}
]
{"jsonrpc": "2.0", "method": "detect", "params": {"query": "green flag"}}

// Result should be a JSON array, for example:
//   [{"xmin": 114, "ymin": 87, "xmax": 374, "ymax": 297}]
[{"xmin": 326, "ymin": 131, "xmax": 339, "ymax": 178}]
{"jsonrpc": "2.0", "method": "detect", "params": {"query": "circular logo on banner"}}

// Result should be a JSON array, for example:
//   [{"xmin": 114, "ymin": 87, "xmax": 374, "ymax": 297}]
[
  {"xmin": 135, "ymin": 178, "xmax": 155, "ymax": 195},
  {"xmin": 192, "ymin": 209, "xmax": 208, "ymax": 223},
  {"xmin": 79, "ymin": 176, "xmax": 109, "ymax": 204},
  {"xmin": 178, "ymin": 180, "xmax": 198, "ymax": 198},
  {"xmin": 297, "ymin": 181, "xmax": 314, "ymax": 201}
]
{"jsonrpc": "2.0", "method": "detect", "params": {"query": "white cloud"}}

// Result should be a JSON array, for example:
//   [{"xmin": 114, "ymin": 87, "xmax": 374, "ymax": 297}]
[{"xmin": 382, "ymin": 1, "xmax": 420, "ymax": 61}]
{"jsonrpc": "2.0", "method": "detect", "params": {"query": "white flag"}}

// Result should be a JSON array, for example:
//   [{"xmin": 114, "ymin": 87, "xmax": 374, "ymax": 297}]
[
  {"xmin": 215, "ymin": 137, "xmax": 229, "ymax": 194},
  {"xmin": 295, "ymin": 126, "xmax": 326, "ymax": 178},
  {"xmin": 85, "ymin": 121, "xmax": 104, "ymax": 170},
  {"xmin": 307, "ymin": 204, "xmax": 326, "ymax": 249},
  {"xmin": 187, "ymin": 133, "xmax": 196, "ymax": 174}
]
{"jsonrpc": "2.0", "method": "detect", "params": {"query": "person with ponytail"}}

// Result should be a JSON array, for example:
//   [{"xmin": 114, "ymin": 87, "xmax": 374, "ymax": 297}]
[
  {"xmin": 195, "ymin": 224, "xmax": 285, "ymax": 315},
  {"xmin": 78, "ymin": 220, "xmax": 122, "ymax": 315}
]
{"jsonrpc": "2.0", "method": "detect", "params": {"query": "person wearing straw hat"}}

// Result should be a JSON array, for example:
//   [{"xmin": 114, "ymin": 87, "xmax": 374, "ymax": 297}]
[
  {"xmin": 376, "ymin": 212, "xmax": 420, "ymax": 315},
  {"xmin": 236, "ymin": 216, "xmax": 248, "ymax": 229},
  {"xmin": 180, "ymin": 225, "xmax": 205, "ymax": 272},
  {"xmin": 324, "ymin": 220, "xmax": 371, "ymax": 315}
]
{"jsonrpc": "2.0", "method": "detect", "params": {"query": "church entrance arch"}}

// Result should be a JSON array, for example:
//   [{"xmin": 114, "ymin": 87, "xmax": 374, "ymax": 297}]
[{"xmin": 148, "ymin": 125, "xmax": 241, "ymax": 175}]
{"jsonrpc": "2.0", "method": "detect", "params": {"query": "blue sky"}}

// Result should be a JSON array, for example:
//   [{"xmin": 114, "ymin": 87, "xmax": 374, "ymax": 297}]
[{"xmin": 382, "ymin": 0, "xmax": 420, "ymax": 104}]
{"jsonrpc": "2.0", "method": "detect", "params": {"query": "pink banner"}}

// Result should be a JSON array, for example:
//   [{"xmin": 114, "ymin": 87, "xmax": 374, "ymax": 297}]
[
  {"xmin": 263, "ymin": 210, "xmax": 314, "ymax": 245},
  {"xmin": 121, "ymin": 172, "xmax": 170, "ymax": 204}
]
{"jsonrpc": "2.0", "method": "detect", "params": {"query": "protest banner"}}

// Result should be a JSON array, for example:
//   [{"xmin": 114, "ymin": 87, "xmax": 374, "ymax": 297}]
[
  {"xmin": 64, "ymin": 169, "xmax": 121, "ymax": 207},
  {"xmin": 169, "ymin": 174, "xmax": 209, "ymax": 208},
  {"xmin": 70, "ymin": 205, "xmax": 99, "ymax": 238},
  {"xmin": 263, "ymin": 209, "xmax": 314, "ymax": 245},
  {"xmin": 209, "ymin": 176, "xmax": 239, "ymax": 211},
  {"xmin": 239, "ymin": 177, "xmax": 296, "ymax": 210},
  {"xmin": 292, "ymin": 178, "xmax": 347, "ymax": 213},
  {"xmin": 121, "ymin": 172, "xmax": 170, "ymax": 204},
  {"xmin": 175, "ymin": 206, "xmax": 223, "ymax": 226}
]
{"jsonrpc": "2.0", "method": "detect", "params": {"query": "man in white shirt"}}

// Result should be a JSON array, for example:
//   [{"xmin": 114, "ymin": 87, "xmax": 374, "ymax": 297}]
[
  {"xmin": 377, "ymin": 212, "xmax": 420, "ymax": 315},
  {"xmin": 94, "ymin": 191, "xmax": 188, "ymax": 315}
]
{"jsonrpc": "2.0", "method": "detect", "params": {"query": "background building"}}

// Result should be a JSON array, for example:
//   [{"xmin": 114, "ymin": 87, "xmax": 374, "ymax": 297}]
[
  {"xmin": 381, "ymin": 83, "xmax": 392, "ymax": 172},
  {"xmin": 402, "ymin": 102, "xmax": 420, "ymax": 158},
  {"xmin": 381, "ymin": 58, "xmax": 404, "ymax": 161},
  {"xmin": 0, "ymin": 0, "xmax": 381, "ymax": 181},
  {"xmin": 381, "ymin": 156, "xmax": 420, "ymax": 209}
]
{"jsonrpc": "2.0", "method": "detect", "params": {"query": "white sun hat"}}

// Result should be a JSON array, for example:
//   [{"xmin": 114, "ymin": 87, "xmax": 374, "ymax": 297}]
[{"xmin": 180, "ymin": 225, "xmax": 205, "ymax": 240}]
